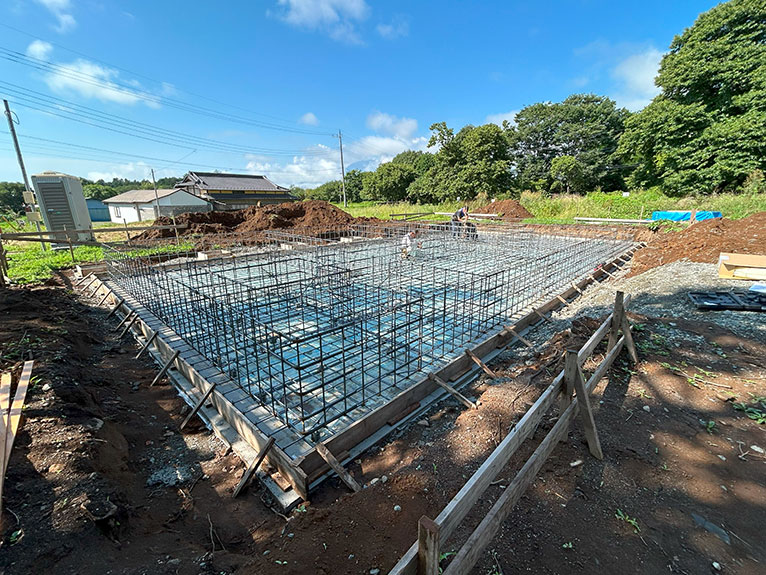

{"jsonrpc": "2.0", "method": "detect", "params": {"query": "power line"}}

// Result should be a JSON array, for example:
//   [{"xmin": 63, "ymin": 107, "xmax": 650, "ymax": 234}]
[
  {"xmin": 0, "ymin": 22, "xmax": 326, "ymax": 131},
  {"xmin": 0, "ymin": 44, "xmax": 334, "ymax": 137}
]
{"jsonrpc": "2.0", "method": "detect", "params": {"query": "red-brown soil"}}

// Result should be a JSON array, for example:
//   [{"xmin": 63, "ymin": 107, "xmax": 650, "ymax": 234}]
[
  {"xmin": 138, "ymin": 201, "xmax": 365, "ymax": 242},
  {"xmin": 2, "ymin": 279, "xmax": 764, "ymax": 574},
  {"xmin": 475, "ymin": 199, "xmax": 533, "ymax": 220},
  {"xmin": 629, "ymin": 212, "xmax": 766, "ymax": 276}
]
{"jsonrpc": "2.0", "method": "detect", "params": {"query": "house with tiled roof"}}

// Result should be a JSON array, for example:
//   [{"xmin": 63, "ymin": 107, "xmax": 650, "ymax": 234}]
[{"xmin": 175, "ymin": 171, "xmax": 296, "ymax": 210}]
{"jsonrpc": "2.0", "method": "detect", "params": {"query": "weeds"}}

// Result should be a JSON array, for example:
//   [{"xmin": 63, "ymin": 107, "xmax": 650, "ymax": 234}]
[
  {"xmin": 732, "ymin": 395, "xmax": 766, "ymax": 424},
  {"xmin": 615, "ymin": 509, "xmax": 641, "ymax": 533}
]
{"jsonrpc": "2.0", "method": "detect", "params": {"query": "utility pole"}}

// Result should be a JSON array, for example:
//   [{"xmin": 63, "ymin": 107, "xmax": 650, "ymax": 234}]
[
  {"xmin": 3, "ymin": 99, "xmax": 46, "ymax": 250},
  {"xmin": 338, "ymin": 129, "xmax": 347, "ymax": 207},
  {"xmin": 151, "ymin": 168, "xmax": 160, "ymax": 220}
]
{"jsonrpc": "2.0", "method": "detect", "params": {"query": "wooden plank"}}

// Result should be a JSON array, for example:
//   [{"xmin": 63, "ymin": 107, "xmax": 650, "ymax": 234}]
[
  {"xmin": 561, "ymin": 348, "xmax": 576, "ymax": 412},
  {"xmin": 0, "ymin": 372, "xmax": 9, "ymax": 524},
  {"xmin": 442, "ymin": 400, "xmax": 575, "ymax": 575},
  {"xmin": 113, "ymin": 310, "xmax": 135, "ymax": 331},
  {"xmin": 465, "ymin": 349, "xmax": 497, "ymax": 378},
  {"xmin": 567, "ymin": 350, "xmax": 603, "ymax": 460},
  {"xmin": 315, "ymin": 442, "xmax": 361, "ymax": 493},
  {"xmin": 150, "ymin": 350, "xmax": 180, "ymax": 387},
  {"xmin": 429, "ymin": 374, "xmax": 477, "ymax": 410},
  {"xmin": 5, "ymin": 361, "xmax": 33, "ymax": 468},
  {"xmin": 621, "ymin": 314, "xmax": 639, "ymax": 364},
  {"xmin": 106, "ymin": 298, "xmax": 125, "ymax": 318},
  {"xmin": 118, "ymin": 313, "xmax": 140, "ymax": 339},
  {"xmin": 0, "ymin": 224, "xmax": 186, "ymax": 239},
  {"xmin": 232, "ymin": 437, "xmax": 275, "ymax": 498},
  {"xmin": 718, "ymin": 252, "xmax": 766, "ymax": 280},
  {"xmin": 418, "ymin": 516, "xmax": 441, "ymax": 575}
]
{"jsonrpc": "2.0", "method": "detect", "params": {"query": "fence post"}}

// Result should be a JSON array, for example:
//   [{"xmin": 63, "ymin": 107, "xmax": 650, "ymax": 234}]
[
  {"xmin": 606, "ymin": 291, "xmax": 624, "ymax": 353},
  {"xmin": 418, "ymin": 516, "xmax": 440, "ymax": 575},
  {"xmin": 565, "ymin": 349, "xmax": 603, "ymax": 460}
]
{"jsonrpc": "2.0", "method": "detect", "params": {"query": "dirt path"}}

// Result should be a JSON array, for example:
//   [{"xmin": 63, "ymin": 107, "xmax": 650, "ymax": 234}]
[{"xmin": 0, "ymin": 280, "xmax": 764, "ymax": 574}]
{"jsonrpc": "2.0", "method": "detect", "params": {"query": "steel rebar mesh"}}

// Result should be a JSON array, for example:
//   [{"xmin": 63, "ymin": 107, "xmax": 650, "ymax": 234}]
[{"xmin": 105, "ymin": 224, "xmax": 634, "ymax": 439}]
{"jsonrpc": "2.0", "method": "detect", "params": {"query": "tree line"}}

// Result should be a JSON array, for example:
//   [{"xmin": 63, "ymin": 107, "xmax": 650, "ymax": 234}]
[{"xmin": 297, "ymin": 0, "xmax": 765, "ymax": 203}]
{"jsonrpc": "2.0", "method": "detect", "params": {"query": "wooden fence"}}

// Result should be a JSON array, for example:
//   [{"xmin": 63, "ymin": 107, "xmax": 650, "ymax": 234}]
[{"xmin": 390, "ymin": 291, "xmax": 637, "ymax": 575}]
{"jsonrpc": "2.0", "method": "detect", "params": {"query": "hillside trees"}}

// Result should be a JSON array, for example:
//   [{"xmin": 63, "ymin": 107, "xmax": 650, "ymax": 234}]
[
  {"xmin": 509, "ymin": 94, "xmax": 630, "ymax": 193},
  {"xmin": 618, "ymin": 0, "xmax": 766, "ymax": 195}
]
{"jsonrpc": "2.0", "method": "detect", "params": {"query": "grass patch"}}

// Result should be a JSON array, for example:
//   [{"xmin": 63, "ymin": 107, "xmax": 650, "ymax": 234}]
[{"xmin": 6, "ymin": 244, "xmax": 104, "ymax": 284}]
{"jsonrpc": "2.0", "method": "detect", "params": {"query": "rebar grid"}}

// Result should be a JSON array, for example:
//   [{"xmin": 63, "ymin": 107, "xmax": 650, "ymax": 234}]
[{"xmin": 106, "ymin": 225, "xmax": 634, "ymax": 440}]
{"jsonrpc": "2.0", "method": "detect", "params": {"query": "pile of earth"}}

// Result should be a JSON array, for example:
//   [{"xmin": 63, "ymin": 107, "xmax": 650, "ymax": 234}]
[
  {"xmin": 629, "ymin": 211, "xmax": 766, "ymax": 276},
  {"xmin": 474, "ymin": 199, "xmax": 533, "ymax": 220},
  {"xmin": 136, "ymin": 200, "xmax": 361, "ymax": 240}
]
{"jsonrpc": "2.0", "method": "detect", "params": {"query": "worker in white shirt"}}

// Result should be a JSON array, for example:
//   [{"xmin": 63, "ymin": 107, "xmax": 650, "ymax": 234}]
[{"xmin": 401, "ymin": 230, "xmax": 421, "ymax": 259}]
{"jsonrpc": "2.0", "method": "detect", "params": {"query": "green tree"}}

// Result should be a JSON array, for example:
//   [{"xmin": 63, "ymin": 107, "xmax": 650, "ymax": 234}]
[
  {"xmin": 0, "ymin": 182, "xmax": 25, "ymax": 214},
  {"xmin": 618, "ymin": 0, "xmax": 766, "ymax": 195},
  {"xmin": 343, "ymin": 169, "xmax": 373, "ymax": 203},
  {"xmin": 366, "ymin": 163, "xmax": 417, "ymax": 201},
  {"xmin": 410, "ymin": 122, "xmax": 513, "ymax": 202},
  {"xmin": 305, "ymin": 180, "xmax": 342, "ymax": 202},
  {"xmin": 82, "ymin": 183, "xmax": 115, "ymax": 201},
  {"xmin": 509, "ymin": 94, "xmax": 630, "ymax": 193},
  {"xmin": 550, "ymin": 156, "xmax": 585, "ymax": 194}
]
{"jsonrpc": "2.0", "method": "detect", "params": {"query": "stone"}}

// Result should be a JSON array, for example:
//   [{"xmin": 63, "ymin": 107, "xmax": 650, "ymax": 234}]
[
  {"xmin": 750, "ymin": 445, "xmax": 764, "ymax": 454},
  {"xmin": 42, "ymin": 383, "xmax": 52, "ymax": 392},
  {"xmin": 381, "ymin": 475, "xmax": 388, "ymax": 483},
  {"xmin": 146, "ymin": 466, "xmax": 194, "ymax": 487},
  {"xmin": 370, "ymin": 570, "xmax": 380, "ymax": 575},
  {"xmin": 642, "ymin": 405, "xmax": 651, "ymax": 413},
  {"xmin": 393, "ymin": 505, "xmax": 401, "ymax": 512},
  {"xmin": 712, "ymin": 561, "xmax": 721, "ymax": 571}
]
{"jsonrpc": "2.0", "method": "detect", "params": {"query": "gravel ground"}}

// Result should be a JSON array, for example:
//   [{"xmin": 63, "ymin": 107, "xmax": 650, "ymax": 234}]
[{"xmin": 541, "ymin": 260, "xmax": 765, "ymax": 343}]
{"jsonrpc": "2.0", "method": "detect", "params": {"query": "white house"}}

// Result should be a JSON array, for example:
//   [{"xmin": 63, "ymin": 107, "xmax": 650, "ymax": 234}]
[{"xmin": 103, "ymin": 188, "xmax": 211, "ymax": 223}]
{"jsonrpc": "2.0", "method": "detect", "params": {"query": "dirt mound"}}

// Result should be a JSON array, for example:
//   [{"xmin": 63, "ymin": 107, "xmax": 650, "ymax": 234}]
[
  {"xmin": 136, "ymin": 200, "xmax": 359, "ymax": 241},
  {"xmin": 475, "ymin": 199, "xmax": 532, "ymax": 220},
  {"xmin": 629, "ymin": 212, "xmax": 766, "ymax": 277}
]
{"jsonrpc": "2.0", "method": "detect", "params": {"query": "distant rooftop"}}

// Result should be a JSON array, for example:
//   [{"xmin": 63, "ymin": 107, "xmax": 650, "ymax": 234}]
[
  {"xmin": 177, "ymin": 171, "xmax": 290, "ymax": 193},
  {"xmin": 103, "ymin": 189, "xmax": 179, "ymax": 204}
]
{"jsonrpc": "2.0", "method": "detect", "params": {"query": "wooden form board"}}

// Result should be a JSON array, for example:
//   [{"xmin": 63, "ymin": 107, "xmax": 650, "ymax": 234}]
[
  {"xmin": 718, "ymin": 252, "xmax": 766, "ymax": 281},
  {"xmin": 389, "ymin": 292, "xmax": 633, "ymax": 575},
  {"xmin": 1, "ymin": 361, "xmax": 34, "ymax": 524}
]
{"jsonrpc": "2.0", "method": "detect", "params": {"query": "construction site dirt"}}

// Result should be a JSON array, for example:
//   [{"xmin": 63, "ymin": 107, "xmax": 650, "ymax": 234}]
[{"xmin": 1, "ymin": 216, "xmax": 764, "ymax": 575}]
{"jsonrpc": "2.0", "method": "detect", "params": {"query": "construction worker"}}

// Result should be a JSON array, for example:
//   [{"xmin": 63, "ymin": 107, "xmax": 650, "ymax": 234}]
[
  {"xmin": 451, "ymin": 204, "xmax": 469, "ymax": 237},
  {"xmin": 401, "ymin": 230, "xmax": 421, "ymax": 259}
]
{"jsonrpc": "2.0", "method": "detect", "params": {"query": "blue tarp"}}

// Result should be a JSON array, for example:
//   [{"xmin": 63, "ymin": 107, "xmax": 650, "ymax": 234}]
[{"xmin": 651, "ymin": 210, "xmax": 722, "ymax": 222}]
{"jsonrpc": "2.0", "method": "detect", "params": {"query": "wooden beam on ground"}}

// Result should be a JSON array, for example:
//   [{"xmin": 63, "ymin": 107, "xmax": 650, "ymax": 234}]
[
  {"xmin": 418, "ymin": 516, "xmax": 441, "ymax": 575},
  {"xmin": 180, "ymin": 382, "xmax": 218, "ymax": 430},
  {"xmin": 232, "ymin": 437, "xmax": 275, "ymax": 498},
  {"xmin": 607, "ymin": 292, "xmax": 625, "ymax": 353},
  {"xmin": 465, "ymin": 349, "xmax": 497, "ymax": 379},
  {"xmin": 566, "ymin": 350, "xmax": 603, "ymax": 460},
  {"xmin": 5, "ymin": 361, "xmax": 33, "ymax": 468},
  {"xmin": 0, "ymin": 371, "xmax": 9, "ymax": 525},
  {"xmin": 429, "ymin": 374, "xmax": 477, "ymax": 410},
  {"xmin": 315, "ymin": 442, "xmax": 361, "ymax": 493},
  {"xmin": 150, "ymin": 350, "xmax": 180, "ymax": 387}
]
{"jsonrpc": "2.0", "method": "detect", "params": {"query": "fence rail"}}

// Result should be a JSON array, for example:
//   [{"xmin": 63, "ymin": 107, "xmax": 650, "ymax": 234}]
[{"xmin": 389, "ymin": 291, "xmax": 637, "ymax": 575}]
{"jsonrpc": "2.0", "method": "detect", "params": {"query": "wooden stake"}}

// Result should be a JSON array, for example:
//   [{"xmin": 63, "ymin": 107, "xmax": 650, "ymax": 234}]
[
  {"xmin": 150, "ymin": 350, "xmax": 180, "ymax": 387},
  {"xmin": 113, "ymin": 310, "xmax": 135, "ymax": 331},
  {"xmin": 429, "ymin": 374, "xmax": 477, "ymax": 410},
  {"xmin": 621, "ymin": 314, "xmax": 639, "ymax": 364},
  {"xmin": 135, "ymin": 331, "xmax": 158, "ymax": 359},
  {"xmin": 417, "ymin": 516, "xmax": 441, "ymax": 575},
  {"xmin": 533, "ymin": 309, "xmax": 553, "ymax": 323},
  {"xmin": 75, "ymin": 272, "xmax": 94, "ymax": 287},
  {"xmin": 118, "ymin": 313, "xmax": 139, "ymax": 339},
  {"xmin": 505, "ymin": 326, "xmax": 534, "ymax": 349},
  {"xmin": 565, "ymin": 350, "xmax": 603, "ymax": 460},
  {"xmin": 180, "ymin": 382, "xmax": 217, "ymax": 430},
  {"xmin": 97, "ymin": 289, "xmax": 113, "ymax": 307},
  {"xmin": 607, "ymin": 292, "xmax": 624, "ymax": 353},
  {"xmin": 106, "ymin": 298, "xmax": 125, "ymax": 318},
  {"xmin": 316, "ymin": 441, "xmax": 361, "ymax": 492},
  {"xmin": 465, "ymin": 349, "xmax": 497, "ymax": 379},
  {"xmin": 232, "ymin": 437, "xmax": 275, "ymax": 498}
]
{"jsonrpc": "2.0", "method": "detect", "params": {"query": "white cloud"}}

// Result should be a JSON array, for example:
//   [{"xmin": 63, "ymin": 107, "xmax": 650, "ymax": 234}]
[
  {"xmin": 246, "ymin": 145, "xmax": 340, "ymax": 188},
  {"xmin": 485, "ymin": 110, "xmax": 519, "ymax": 127},
  {"xmin": 366, "ymin": 111, "xmax": 417, "ymax": 139},
  {"xmin": 377, "ymin": 17, "xmax": 409, "ymax": 39},
  {"xmin": 276, "ymin": 0, "xmax": 370, "ymax": 43},
  {"xmin": 87, "ymin": 162, "xmax": 177, "ymax": 182},
  {"xmin": 299, "ymin": 112, "xmax": 319, "ymax": 125},
  {"xmin": 26, "ymin": 40, "xmax": 53, "ymax": 60},
  {"xmin": 27, "ymin": 41, "xmax": 162, "ymax": 107},
  {"xmin": 35, "ymin": 0, "xmax": 77, "ymax": 33},
  {"xmin": 611, "ymin": 48, "xmax": 663, "ymax": 111}
]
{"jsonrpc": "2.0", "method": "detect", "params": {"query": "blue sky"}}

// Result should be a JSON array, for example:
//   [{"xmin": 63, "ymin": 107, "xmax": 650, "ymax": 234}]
[{"xmin": 0, "ymin": 0, "xmax": 718, "ymax": 187}]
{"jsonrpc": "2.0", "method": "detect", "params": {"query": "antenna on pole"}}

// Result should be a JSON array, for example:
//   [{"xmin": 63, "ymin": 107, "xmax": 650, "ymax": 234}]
[
  {"xmin": 338, "ymin": 129, "xmax": 347, "ymax": 207},
  {"xmin": 3, "ymin": 99, "xmax": 46, "ymax": 250}
]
